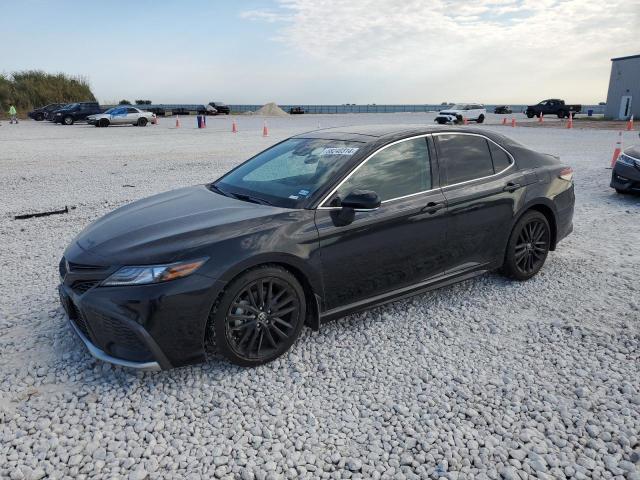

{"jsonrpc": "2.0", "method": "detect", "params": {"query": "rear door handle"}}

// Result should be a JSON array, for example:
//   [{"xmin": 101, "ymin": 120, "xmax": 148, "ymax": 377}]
[
  {"xmin": 503, "ymin": 182, "xmax": 522, "ymax": 193},
  {"xmin": 423, "ymin": 201, "xmax": 445, "ymax": 214}
]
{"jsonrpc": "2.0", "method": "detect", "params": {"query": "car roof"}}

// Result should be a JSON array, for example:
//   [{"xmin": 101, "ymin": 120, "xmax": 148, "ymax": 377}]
[{"xmin": 292, "ymin": 124, "xmax": 493, "ymax": 143}]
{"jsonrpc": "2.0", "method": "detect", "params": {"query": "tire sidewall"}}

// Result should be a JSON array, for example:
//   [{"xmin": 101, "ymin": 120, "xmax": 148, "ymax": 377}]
[
  {"xmin": 212, "ymin": 266, "xmax": 306, "ymax": 367},
  {"xmin": 503, "ymin": 211, "xmax": 550, "ymax": 281}
]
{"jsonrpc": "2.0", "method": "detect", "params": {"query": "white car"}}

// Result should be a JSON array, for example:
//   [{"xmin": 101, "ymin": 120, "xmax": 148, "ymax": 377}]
[
  {"xmin": 435, "ymin": 104, "xmax": 486, "ymax": 124},
  {"xmin": 88, "ymin": 106, "xmax": 155, "ymax": 127}
]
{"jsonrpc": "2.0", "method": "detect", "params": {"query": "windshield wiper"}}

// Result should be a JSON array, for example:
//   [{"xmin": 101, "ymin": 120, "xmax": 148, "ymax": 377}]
[
  {"xmin": 232, "ymin": 193, "xmax": 273, "ymax": 206},
  {"xmin": 209, "ymin": 183, "xmax": 231, "ymax": 197}
]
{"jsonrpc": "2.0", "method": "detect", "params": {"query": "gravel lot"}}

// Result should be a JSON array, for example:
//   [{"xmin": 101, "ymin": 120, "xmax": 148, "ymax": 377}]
[{"xmin": 1, "ymin": 114, "xmax": 639, "ymax": 480}]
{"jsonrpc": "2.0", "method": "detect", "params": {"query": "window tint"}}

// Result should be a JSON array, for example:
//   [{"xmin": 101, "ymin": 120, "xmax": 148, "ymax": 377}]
[
  {"xmin": 335, "ymin": 137, "xmax": 430, "ymax": 202},
  {"xmin": 127, "ymin": 107, "xmax": 138, "ymax": 113},
  {"xmin": 488, "ymin": 142, "xmax": 511, "ymax": 172},
  {"xmin": 437, "ymin": 134, "xmax": 494, "ymax": 185}
]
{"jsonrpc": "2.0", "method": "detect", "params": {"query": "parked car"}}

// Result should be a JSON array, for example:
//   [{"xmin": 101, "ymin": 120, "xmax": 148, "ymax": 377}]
[
  {"xmin": 611, "ymin": 145, "xmax": 640, "ymax": 194},
  {"xmin": 52, "ymin": 102, "xmax": 103, "ymax": 125},
  {"xmin": 289, "ymin": 107, "xmax": 305, "ymax": 114},
  {"xmin": 87, "ymin": 106, "xmax": 155, "ymax": 127},
  {"xmin": 58, "ymin": 125, "xmax": 574, "ymax": 370},
  {"xmin": 207, "ymin": 102, "xmax": 230, "ymax": 115},
  {"xmin": 525, "ymin": 99, "xmax": 581, "ymax": 119},
  {"xmin": 494, "ymin": 105, "xmax": 512, "ymax": 114},
  {"xmin": 435, "ymin": 104, "xmax": 486, "ymax": 124},
  {"xmin": 28, "ymin": 103, "xmax": 65, "ymax": 121}
]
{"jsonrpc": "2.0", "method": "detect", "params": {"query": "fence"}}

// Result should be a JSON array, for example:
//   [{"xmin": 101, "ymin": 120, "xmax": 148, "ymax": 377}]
[{"xmin": 228, "ymin": 104, "xmax": 607, "ymax": 115}]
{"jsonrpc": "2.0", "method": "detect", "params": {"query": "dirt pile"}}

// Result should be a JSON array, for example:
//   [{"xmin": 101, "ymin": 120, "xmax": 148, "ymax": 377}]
[{"xmin": 254, "ymin": 102, "xmax": 289, "ymax": 116}]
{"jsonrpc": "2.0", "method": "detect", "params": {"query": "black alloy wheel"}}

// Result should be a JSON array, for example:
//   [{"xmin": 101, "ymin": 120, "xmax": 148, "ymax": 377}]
[
  {"xmin": 211, "ymin": 266, "xmax": 305, "ymax": 366},
  {"xmin": 63, "ymin": 115, "xmax": 74, "ymax": 125},
  {"xmin": 502, "ymin": 211, "xmax": 550, "ymax": 280}
]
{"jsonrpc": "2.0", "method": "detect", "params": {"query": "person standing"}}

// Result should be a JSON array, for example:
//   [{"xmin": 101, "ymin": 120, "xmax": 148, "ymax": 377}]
[{"xmin": 9, "ymin": 104, "xmax": 18, "ymax": 124}]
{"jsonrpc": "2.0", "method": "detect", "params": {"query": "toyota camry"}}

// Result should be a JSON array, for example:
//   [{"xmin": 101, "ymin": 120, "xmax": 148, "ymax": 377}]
[{"xmin": 58, "ymin": 125, "xmax": 575, "ymax": 370}]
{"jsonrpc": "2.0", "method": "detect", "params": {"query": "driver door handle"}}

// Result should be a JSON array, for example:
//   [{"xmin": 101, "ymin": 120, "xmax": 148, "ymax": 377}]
[
  {"xmin": 503, "ymin": 182, "xmax": 522, "ymax": 193},
  {"xmin": 423, "ymin": 201, "xmax": 445, "ymax": 214}
]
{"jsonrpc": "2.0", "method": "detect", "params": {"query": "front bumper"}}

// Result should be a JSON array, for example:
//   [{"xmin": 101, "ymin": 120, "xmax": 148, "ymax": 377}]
[
  {"xmin": 435, "ymin": 115, "xmax": 457, "ymax": 123},
  {"xmin": 58, "ymin": 270, "xmax": 226, "ymax": 370},
  {"xmin": 611, "ymin": 162, "xmax": 640, "ymax": 193}
]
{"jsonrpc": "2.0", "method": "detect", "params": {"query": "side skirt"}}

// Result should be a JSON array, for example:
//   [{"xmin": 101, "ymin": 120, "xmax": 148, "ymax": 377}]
[{"xmin": 319, "ymin": 267, "xmax": 490, "ymax": 324}]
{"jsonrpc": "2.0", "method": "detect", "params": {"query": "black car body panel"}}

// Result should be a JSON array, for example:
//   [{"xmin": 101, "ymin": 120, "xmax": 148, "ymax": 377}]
[
  {"xmin": 52, "ymin": 102, "xmax": 102, "ymax": 123},
  {"xmin": 28, "ymin": 103, "xmax": 65, "ymax": 120},
  {"xmin": 60, "ymin": 125, "xmax": 574, "ymax": 369},
  {"xmin": 208, "ymin": 102, "xmax": 230, "ymax": 115},
  {"xmin": 611, "ymin": 146, "xmax": 640, "ymax": 193}
]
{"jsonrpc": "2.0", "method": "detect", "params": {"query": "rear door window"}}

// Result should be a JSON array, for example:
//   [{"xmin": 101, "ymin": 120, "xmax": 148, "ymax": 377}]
[{"xmin": 436, "ymin": 134, "xmax": 495, "ymax": 185}]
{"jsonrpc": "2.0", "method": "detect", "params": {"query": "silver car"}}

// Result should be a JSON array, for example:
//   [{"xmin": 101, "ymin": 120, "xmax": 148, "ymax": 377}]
[{"xmin": 88, "ymin": 106, "xmax": 155, "ymax": 127}]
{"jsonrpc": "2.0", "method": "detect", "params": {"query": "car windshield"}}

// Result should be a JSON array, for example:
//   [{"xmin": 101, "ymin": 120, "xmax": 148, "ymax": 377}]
[
  {"xmin": 213, "ymin": 138, "xmax": 363, "ymax": 208},
  {"xmin": 450, "ymin": 104, "xmax": 468, "ymax": 110}
]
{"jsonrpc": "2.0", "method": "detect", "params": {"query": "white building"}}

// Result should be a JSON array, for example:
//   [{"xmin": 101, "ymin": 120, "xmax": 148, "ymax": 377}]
[{"xmin": 605, "ymin": 54, "xmax": 640, "ymax": 120}]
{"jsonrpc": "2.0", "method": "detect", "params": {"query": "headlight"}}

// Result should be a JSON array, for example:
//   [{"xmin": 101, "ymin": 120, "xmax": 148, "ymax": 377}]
[
  {"xmin": 101, "ymin": 258, "xmax": 208, "ymax": 287},
  {"xmin": 56, "ymin": 113, "xmax": 61, "ymax": 116}
]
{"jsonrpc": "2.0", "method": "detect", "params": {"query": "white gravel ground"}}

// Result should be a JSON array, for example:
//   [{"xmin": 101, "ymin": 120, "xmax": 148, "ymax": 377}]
[{"xmin": 0, "ymin": 114, "xmax": 639, "ymax": 480}]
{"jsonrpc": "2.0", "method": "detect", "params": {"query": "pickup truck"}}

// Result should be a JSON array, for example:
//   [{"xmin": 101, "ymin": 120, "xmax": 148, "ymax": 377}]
[
  {"xmin": 51, "ymin": 102, "xmax": 104, "ymax": 125},
  {"xmin": 525, "ymin": 99, "xmax": 581, "ymax": 119}
]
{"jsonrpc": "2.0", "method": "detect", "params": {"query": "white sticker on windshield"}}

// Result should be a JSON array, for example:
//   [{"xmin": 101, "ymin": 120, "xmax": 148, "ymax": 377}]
[{"xmin": 321, "ymin": 147, "xmax": 359, "ymax": 156}]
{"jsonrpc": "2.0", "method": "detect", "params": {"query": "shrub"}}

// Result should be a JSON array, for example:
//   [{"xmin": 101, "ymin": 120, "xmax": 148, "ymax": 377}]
[
  {"xmin": 0, "ymin": 70, "xmax": 95, "ymax": 114},
  {"xmin": 135, "ymin": 99, "xmax": 152, "ymax": 105},
  {"xmin": 119, "ymin": 99, "xmax": 132, "ymax": 105}
]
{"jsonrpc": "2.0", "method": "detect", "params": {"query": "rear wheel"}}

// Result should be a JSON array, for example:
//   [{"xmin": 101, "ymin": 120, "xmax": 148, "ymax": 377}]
[
  {"xmin": 35, "ymin": 113, "xmax": 44, "ymax": 121},
  {"xmin": 502, "ymin": 211, "xmax": 551, "ymax": 281},
  {"xmin": 210, "ymin": 266, "xmax": 306, "ymax": 367},
  {"xmin": 477, "ymin": 114, "xmax": 485, "ymax": 124},
  {"xmin": 557, "ymin": 112, "xmax": 565, "ymax": 119},
  {"xmin": 137, "ymin": 117, "xmax": 148, "ymax": 127},
  {"xmin": 63, "ymin": 115, "xmax": 74, "ymax": 125},
  {"xmin": 526, "ymin": 112, "xmax": 534, "ymax": 119}
]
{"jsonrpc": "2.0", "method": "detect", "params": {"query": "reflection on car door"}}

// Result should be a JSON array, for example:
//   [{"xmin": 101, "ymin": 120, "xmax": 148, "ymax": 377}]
[
  {"xmin": 434, "ymin": 133, "xmax": 525, "ymax": 274},
  {"xmin": 126, "ymin": 107, "xmax": 140, "ymax": 124},
  {"xmin": 110, "ymin": 107, "xmax": 127, "ymax": 125},
  {"xmin": 315, "ymin": 136, "xmax": 449, "ymax": 312}
]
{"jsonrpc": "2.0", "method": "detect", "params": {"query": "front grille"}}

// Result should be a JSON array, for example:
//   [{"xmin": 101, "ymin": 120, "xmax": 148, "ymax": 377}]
[
  {"xmin": 71, "ymin": 280, "xmax": 100, "ymax": 295},
  {"xmin": 67, "ymin": 262, "xmax": 107, "ymax": 272},
  {"xmin": 102, "ymin": 315, "xmax": 147, "ymax": 350},
  {"xmin": 67, "ymin": 302, "xmax": 91, "ymax": 339}
]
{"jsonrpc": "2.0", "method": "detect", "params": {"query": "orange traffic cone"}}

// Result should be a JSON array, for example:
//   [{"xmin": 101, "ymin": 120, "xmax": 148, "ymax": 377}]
[
  {"xmin": 502, "ymin": 117, "xmax": 507, "ymax": 125},
  {"xmin": 538, "ymin": 113, "xmax": 544, "ymax": 124},
  {"xmin": 566, "ymin": 112, "xmax": 573, "ymax": 129},
  {"xmin": 511, "ymin": 118, "xmax": 516, "ymax": 127},
  {"xmin": 175, "ymin": 115, "xmax": 180, "ymax": 128},
  {"xmin": 262, "ymin": 121, "xmax": 269, "ymax": 137},
  {"xmin": 610, "ymin": 131, "xmax": 623, "ymax": 167},
  {"xmin": 463, "ymin": 117, "xmax": 469, "ymax": 125},
  {"xmin": 232, "ymin": 120, "xmax": 238, "ymax": 133},
  {"xmin": 626, "ymin": 114, "xmax": 634, "ymax": 131}
]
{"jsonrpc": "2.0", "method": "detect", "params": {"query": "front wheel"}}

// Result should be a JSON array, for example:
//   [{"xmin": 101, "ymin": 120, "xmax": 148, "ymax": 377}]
[
  {"xmin": 137, "ymin": 117, "xmax": 148, "ymax": 127},
  {"xmin": 502, "ymin": 211, "xmax": 550, "ymax": 281},
  {"xmin": 99, "ymin": 118, "xmax": 109, "ymax": 128},
  {"xmin": 63, "ymin": 115, "xmax": 74, "ymax": 125},
  {"xmin": 526, "ymin": 112, "xmax": 534, "ymax": 119},
  {"xmin": 210, "ymin": 266, "xmax": 306, "ymax": 367},
  {"xmin": 477, "ymin": 114, "xmax": 485, "ymax": 124}
]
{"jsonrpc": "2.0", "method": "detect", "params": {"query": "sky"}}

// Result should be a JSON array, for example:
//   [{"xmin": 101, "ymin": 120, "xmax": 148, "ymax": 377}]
[{"xmin": 2, "ymin": 0, "xmax": 639, "ymax": 105}]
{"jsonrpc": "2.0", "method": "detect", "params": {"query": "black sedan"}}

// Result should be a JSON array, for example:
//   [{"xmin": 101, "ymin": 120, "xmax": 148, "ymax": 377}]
[
  {"xmin": 611, "ymin": 145, "xmax": 640, "ymax": 194},
  {"xmin": 28, "ymin": 103, "xmax": 66, "ymax": 121},
  {"xmin": 59, "ymin": 125, "xmax": 575, "ymax": 370},
  {"xmin": 494, "ymin": 105, "xmax": 513, "ymax": 114}
]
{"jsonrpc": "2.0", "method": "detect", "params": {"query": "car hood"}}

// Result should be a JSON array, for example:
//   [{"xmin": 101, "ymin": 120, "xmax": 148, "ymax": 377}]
[
  {"xmin": 625, "ymin": 145, "xmax": 640, "ymax": 159},
  {"xmin": 69, "ymin": 185, "xmax": 287, "ymax": 265}
]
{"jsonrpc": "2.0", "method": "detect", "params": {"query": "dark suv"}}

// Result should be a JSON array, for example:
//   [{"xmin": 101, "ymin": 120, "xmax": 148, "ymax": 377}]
[
  {"xmin": 52, "ymin": 102, "xmax": 103, "ymax": 125},
  {"xmin": 28, "ymin": 103, "xmax": 66, "ymax": 121},
  {"xmin": 208, "ymin": 102, "xmax": 230, "ymax": 115}
]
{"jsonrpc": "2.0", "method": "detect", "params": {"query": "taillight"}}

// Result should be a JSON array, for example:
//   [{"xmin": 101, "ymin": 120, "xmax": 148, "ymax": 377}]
[{"xmin": 559, "ymin": 167, "xmax": 573, "ymax": 182}]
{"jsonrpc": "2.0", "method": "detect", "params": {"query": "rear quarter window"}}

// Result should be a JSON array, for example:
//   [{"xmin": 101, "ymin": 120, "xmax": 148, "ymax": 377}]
[{"xmin": 488, "ymin": 142, "xmax": 512, "ymax": 172}]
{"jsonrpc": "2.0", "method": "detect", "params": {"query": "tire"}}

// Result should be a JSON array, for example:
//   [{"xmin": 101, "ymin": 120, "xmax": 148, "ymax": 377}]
[
  {"xmin": 501, "ymin": 210, "xmax": 551, "ymax": 281},
  {"xmin": 526, "ymin": 113, "xmax": 534, "ymax": 119},
  {"xmin": 35, "ymin": 113, "xmax": 44, "ymax": 121},
  {"xmin": 210, "ymin": 266, "xmax": 306, "ymax": 367},
  {"xmin": 557, "ymin": 112, "xmax": 565, "ymax": 119},
  {"xmin": 436, "ymin": 119, "xmax": 447, "ymax": 125},
  {"xmin": 63, "ymin": 115, "xmax": 74, "ymax": 125},
  {"xmin": 137, "ymin": 117, "xmax": 148, "ymax": 127},
  {"xmin": 477, "ymin": 114, "xmax": 485, "ymax": 124},
  {"xmin": 99, "ymin": 118, "xmax": 110, "ymax": 128},
  {"xmin": 615, "ymin": 188, "xmax": 627, "ymax": 194}
]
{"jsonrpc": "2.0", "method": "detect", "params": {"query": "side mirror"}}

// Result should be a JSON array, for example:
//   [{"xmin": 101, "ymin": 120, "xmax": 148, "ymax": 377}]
[{"xmin": 341, "ymin": 190, "xmax": 381, "ymax": 210}]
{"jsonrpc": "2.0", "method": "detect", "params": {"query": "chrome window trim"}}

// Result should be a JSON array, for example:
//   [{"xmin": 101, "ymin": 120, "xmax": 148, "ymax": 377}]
[{"xmin": 317, "ymin": 131, "xmax": 515, "ymax": 210}]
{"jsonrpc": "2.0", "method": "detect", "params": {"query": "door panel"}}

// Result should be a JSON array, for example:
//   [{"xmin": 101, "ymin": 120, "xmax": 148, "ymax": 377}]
[
  {"xmin": 315, "ymin": 190, "xmax": 448, "ymax": 310},
  {"xmin": 434, "ymin": 133, "xmax": 521, "ymax": 273}
]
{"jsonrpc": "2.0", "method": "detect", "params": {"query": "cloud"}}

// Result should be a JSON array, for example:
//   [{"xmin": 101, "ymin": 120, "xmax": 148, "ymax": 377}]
[{"xmin": 241, "ymin": 0, "xmax": 640, "ymax": 102}]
